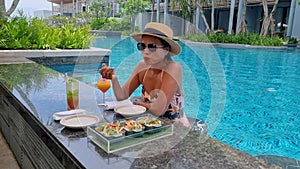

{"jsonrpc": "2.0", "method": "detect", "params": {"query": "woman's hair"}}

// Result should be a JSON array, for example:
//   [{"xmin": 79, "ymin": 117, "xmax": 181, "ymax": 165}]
[
  {"xmin": 158, "ymin": 38, "xmax": 171, "ymax": 50},
  {"xmin": 157, "ymin": 37, "xmax": 172, "ymax": 59}
]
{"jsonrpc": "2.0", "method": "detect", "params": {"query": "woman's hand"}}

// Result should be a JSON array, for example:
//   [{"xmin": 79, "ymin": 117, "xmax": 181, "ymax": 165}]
[
  {"xmin": 100, "ymin": 63, "xmax": 115, "ymax": 79},
  {"xmin": 133, "ymin": 100, "xmax": 151, "ymax": 110}
]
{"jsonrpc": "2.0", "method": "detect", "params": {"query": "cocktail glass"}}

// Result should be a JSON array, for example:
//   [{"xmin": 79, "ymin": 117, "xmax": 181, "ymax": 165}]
[
  {"xmin": 66, "ymin": 78, "xmax": 79, "ymax": 110},
  {"xmin": 97, "ymin": 77, "xmax": 111, "ymax": 104}
]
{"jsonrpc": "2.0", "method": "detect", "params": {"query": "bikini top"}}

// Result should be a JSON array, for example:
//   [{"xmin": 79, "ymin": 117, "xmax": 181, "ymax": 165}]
[{"xmin": 141, "ymin": 66, "xmax": 184, "ymax": 114}]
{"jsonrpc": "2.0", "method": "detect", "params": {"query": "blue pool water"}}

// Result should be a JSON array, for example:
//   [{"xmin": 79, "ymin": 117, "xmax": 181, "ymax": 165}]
[{"xmin": 49, "ymin": 37, "xmax": 300, "ymax": 160}]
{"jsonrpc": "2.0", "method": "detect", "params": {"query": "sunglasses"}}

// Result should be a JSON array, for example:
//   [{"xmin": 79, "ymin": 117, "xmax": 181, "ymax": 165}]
[{"xmin": 137, "ymin": 42, "xmax": 165, "ymax": 52}]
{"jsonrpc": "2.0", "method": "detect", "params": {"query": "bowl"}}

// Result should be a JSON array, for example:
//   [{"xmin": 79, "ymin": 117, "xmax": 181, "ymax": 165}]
[{"xmin": 114, "ymin": 105, "xmax": 146, "ymax": 117}]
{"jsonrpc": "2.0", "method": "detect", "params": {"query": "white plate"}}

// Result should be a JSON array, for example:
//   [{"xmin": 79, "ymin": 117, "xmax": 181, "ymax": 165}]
[
  {"xmin": 114, "ymin": 105, "xmax": 146, "ymax": 117},
  {"xmin": 60, "ymin": 114, "xmax": 100, "ymax": 129}
]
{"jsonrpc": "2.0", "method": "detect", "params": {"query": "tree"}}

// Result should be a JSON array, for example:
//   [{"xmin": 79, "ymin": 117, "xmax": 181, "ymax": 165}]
[
  {"xmin": 236, "ymin": 0, "xmax": 247, "ymax": 34},
  {"xmin": 171, "ymin": 0, "xmax": 213, "ymax": 34},
  {"xmin": 150, "ymin": 0, "xmax": 155, "ymax": 22},
  {"xmin": 260, "ymin": 0, "xmax": 279, "ymax": 36},
  {"xmin": 89, "ymin": 0, "xmax": 112, "ymax": 30},
  {"xmin": 90, "ymin": 0, "xmax": 111, "ymax": 19},
  {"xmin": 117, "ymin": 0, "xmax": 150, "ymax": 32},
  {"xmin": 0, "ymin": 0, "xmax": 20, "ymax": 18},
  {"xmin": 210, "ymin": 0, "xmax": 215, "ymax": 33}
]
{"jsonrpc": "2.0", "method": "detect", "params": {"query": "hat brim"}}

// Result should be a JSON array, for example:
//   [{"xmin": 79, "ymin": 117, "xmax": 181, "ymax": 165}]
[{"xmin": 131, "ymin": 33, "xmax": 181, "ymax": 56}]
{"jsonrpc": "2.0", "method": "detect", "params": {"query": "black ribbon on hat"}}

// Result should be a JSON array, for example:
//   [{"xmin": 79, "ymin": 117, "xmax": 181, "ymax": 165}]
[{"xmin": 143, "ymin": 28, "xmax": 168, "ymax": 37}]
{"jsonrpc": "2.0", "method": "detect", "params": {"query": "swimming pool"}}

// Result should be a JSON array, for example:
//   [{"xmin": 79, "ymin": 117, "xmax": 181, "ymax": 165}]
[{"xmin": 49, "ymin": 37, "xmax": 300, "ymax": 161}]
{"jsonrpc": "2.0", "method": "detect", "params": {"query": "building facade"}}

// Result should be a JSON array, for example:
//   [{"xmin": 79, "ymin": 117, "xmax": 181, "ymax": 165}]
[
  {"xmin": 46, "ymin": 0, "xmax": 299, "ymax": 39},
  {"xmin": 47, "ymin": 0, "xmax": 93, "ymax": 16}
]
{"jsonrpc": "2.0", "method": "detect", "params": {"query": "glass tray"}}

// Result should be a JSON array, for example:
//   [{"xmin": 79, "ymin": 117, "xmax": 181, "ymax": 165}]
[{"xmin": 87, "ymin": 113, "xmax": 174, "ymax": 153}]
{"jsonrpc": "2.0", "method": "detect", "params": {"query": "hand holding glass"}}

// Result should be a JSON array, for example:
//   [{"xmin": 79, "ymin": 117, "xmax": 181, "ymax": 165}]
[{"xmin": 97, "ymin": 77, "xmax": 111, "ymax": 104}]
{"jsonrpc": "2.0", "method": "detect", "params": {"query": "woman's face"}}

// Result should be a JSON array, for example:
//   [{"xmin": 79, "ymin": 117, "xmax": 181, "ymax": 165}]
[{"xmin": 140, "ymin": 35, "xmax": 169, "ymax": 65}]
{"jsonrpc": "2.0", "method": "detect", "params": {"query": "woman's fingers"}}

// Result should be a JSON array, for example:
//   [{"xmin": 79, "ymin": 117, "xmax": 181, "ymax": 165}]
[
  {"xmin": 99, "ymin": 63, "xmax": 107, "ymax": 74},
  {"xmin": 107, "ymin": 67, "xmax": 114, "ymax": 74},
  {"xmin": 100, "ymin": 64, "xmax": 115, "ymax": 79},
  {"xmin": 133, "ymin": 101, "xmax": 149, "ymax": 110}
]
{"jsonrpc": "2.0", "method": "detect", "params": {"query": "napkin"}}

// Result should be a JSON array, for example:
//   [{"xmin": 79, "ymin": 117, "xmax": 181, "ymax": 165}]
[
  {"xmin": 53, "ymin": 109, "xmax": 87, "ymax": 121},
  {"xmin": 99, "ymin": 99, "xmax": 133, "ymax": 110}
]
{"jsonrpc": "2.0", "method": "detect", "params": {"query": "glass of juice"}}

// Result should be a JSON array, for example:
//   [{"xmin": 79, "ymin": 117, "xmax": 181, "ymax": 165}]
[
  {"xmin": 97, "ymin": 77, "xmax": 111, "ymax": 104},
  {"xmin": 66, "ymin": 78, "xmax": 79, "ymax": 110}
]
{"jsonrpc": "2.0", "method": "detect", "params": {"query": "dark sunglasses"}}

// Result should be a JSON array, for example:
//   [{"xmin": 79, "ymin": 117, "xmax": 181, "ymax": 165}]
[{"xmin": 137, "ymin": 42, "xmax": 164, "ymax": 52}]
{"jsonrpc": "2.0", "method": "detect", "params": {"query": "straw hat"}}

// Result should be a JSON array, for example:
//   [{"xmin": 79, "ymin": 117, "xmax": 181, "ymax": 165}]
[{"xmin": 131, "ymin": 22, "xmax": 181, "ymax": 56}]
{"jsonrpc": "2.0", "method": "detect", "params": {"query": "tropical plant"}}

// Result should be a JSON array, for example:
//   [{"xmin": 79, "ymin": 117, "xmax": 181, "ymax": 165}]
[
  {"xmin": 57, "ymin": 23, "xmax": 93, "ymax": 49},
  {"xmin": 287, "ymin": 37, "xmax": 298, "ymax": 44},
  {"xmin": 29, "ymin": 18, "xmax": 60, "ymax": 49},
  {"xmin": 182, "ymin": 33, "xmax": 285, "ymax": 46},
  {"xmin": 90, "ymin": 17, "xmax": 107, "ymax": 30},
  {"xmin": 0, "ymin": 16, "xmax": 93, "ymax": 49},
  {"xmin": 100, "ymin": 17, "xmax": 131, "ymax": 31}
]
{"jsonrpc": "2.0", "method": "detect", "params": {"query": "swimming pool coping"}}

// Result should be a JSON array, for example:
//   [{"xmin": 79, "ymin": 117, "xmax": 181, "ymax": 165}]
[
  {"xmin": 0, "ymin": 47, "xmax": 111, "ymax": 57},
  {"xmin": 0, "ymin": 47, "xmax": 111, "ymax": 65},
  {"xmin": 182, "ymin": 40, "xmax": 300, "ymax": 51}
]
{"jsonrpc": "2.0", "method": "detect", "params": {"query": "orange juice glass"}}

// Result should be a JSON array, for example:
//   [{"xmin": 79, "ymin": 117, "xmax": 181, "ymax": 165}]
[{"xmin": 97, "ymin": 77, "xmax": 111, "ymax": 103}]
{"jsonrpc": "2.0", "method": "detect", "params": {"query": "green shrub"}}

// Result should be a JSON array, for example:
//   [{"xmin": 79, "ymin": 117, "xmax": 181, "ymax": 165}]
[
  {"xmin": 287, "ymin": 37, "xmax": 298, "ymax": 44},
  {"xmin": 1, "ymin": 17, "xmax": 31, "ymax": 49},
  {"xmin": 90, "ymin": 17, "xmax": 107, "ymax": 30},
  {"xmin": 29, "ymin": 18, "xmax": 60, "ymax": 49},
  {"xmin": 0, "ymin": 16, "xmax": 93, "ymax": 50},
  {"xmin": 182, "ymin": 33, "xmax": 285, "ymax": 46},
  {"xmin": 100, "ymin": 17, "xmax": 131, "ymax": 31},
  {"xmin": 182, "ymin": 34, "xmax": 210, "ymax": 43},
  {"xmin": 58, "ymin": 24, "xmax": 93, "ymax": 49}
]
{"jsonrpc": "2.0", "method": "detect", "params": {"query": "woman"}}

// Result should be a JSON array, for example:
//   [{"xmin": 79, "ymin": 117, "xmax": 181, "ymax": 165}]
[{"xmin": 100, "ymin": 22, "xmax": 190, "ymax": 127}]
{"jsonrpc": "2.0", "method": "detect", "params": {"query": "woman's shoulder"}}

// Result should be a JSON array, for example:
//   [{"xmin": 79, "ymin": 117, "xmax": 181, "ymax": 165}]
[
  {"xmin": 166, "ymin": 61, "xmax": 182, "ymax": 72},
  {"xmin": 167, "ymin": 61, "xmax": 181, "ymax": 67}
]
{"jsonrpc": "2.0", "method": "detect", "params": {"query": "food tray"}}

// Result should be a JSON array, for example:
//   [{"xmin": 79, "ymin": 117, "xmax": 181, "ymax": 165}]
[{"xmin": 87, "ymin": 113, "xmax": 173, "ymax": 153}]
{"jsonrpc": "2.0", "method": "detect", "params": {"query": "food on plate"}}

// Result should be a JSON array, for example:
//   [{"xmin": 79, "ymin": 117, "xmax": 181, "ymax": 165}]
[
  {"xmin": 95, "ymin": 115, "xmax": 165, "ymax": 138},
  {"xmin": 137, "ymin": 116, "xmax": 162, "ymax": 127},
  {"xmin": 123, "ymin": 120, "xmax": 144, "ymax": 132},
  {"xmin": 95, "ymin": 121, "xmax": 125, "ymax": 137},
  {"xmin": 123, "ymin": 119, "xmax": 144, "ymax": 137}
]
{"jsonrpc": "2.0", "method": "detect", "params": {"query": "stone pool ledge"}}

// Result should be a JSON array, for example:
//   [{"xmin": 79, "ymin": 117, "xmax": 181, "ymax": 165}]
[
  {"xmin": 0, "ymin": 47, "xmax": 111, "ymax": 65},
  {"xmin": 182, "ymin": 40, "xmax": 300, "ymax": 51}
]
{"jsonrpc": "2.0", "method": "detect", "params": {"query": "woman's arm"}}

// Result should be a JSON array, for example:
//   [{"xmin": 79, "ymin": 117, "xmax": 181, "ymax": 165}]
[
  {"xmin": 135, "ymin": 62, "xmax": 183, "ymax": 116},
  {"xmin": 100, "ymin": 62, "xmax": 144, "ymax": 101}
]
